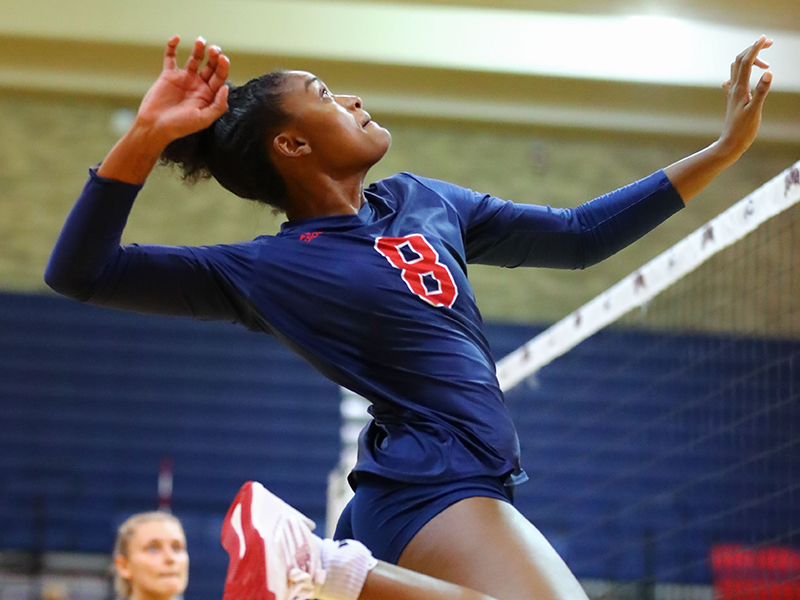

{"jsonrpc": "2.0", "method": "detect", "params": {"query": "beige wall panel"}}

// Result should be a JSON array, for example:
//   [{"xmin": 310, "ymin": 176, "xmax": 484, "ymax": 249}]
[{"xmin": 1, "ymin": 91, "xmax": 797, "ymax": 323}]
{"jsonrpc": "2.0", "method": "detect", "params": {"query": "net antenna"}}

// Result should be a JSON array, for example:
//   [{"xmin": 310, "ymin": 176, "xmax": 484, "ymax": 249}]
[{"xmin": 496, "ymin": 160, "xmax": 800, "ymax": 392}]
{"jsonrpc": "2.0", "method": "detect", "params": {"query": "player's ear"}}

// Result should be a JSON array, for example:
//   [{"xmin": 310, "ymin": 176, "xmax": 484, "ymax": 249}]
[
  {"xmin": 273, "ymin": 132, "xmax": 311, "ymax": 158},
  {"xmin": 115, "ymin": 555, "xmax": 131, "ymax": 580}
]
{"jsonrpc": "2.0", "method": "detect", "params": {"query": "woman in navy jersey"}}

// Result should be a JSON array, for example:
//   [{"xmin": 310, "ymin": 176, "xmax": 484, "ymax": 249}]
[{"xmin": 47, "ymin": 34, "xmax": 773, "ymax": 600}]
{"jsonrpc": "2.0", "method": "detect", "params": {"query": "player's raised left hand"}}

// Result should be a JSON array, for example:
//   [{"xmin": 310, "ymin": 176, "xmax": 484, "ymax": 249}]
[{"xmin": 717, "ymin": 36, "xmax": 773, "ymax": 161}]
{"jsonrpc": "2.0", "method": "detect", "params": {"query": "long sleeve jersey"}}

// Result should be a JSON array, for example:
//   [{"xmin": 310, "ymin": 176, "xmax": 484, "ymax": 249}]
[{"xmin": 46, "ymin": 169, "xmax": 684, "ymax": 486}]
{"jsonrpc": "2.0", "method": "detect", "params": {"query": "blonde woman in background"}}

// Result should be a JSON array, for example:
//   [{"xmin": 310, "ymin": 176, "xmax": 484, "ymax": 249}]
[{"xmin": 112, "ymin": 512, "xmax": 188, "ymax": 600}]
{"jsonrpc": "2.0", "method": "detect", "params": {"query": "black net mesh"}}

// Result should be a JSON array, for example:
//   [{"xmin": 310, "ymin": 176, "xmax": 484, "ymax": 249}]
[{"xmin": 508, "ymin": 196, "xmax": 800, "ymax": 600}]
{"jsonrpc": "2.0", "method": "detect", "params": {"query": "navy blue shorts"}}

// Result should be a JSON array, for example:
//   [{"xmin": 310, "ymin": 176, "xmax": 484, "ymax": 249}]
[{"xmin": 332, "ymin": 473, "xmax": 514, "ymax": 564}]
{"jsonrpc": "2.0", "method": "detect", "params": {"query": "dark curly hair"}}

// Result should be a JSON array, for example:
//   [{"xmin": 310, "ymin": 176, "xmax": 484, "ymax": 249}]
[{"xmin": 160, "ymin": 70, "xmax": 291, "ymax": 212}]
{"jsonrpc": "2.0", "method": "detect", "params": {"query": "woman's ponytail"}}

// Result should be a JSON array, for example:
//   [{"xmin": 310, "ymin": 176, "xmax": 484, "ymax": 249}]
[{"xmin": 160, "ymin": 71, "xmax": 292, "ymax": 212}]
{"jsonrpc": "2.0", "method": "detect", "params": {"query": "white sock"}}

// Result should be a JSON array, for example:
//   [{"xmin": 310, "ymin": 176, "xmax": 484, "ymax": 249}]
[{"xmin": 315, "ymin": 538, "xmax": 377, "ymax": 600}]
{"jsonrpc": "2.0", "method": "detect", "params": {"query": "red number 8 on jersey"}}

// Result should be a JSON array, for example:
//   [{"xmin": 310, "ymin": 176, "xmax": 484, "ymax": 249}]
[{"xmin": 375, "ymin": 234, "xmax": 459, "ymax": 308}]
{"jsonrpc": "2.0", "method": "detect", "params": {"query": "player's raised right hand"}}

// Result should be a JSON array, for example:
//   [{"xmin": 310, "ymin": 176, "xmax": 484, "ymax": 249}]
[
  {"xmin": 135, "ymin": 36, "xmax": 230, "ymax": 149},
  {"xmin": 96, "ymin": 36, "xmax": 229, "ymax": 184}
]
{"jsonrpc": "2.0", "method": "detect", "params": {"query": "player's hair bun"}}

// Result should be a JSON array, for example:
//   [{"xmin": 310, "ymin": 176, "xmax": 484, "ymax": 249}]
[
  {"xmin": 160, "ymin": 71, "xmax": 291, "ymax": 212},
  {"xmin": 159, "ymin": 120, "xmax": 213, "ymax": 183}
]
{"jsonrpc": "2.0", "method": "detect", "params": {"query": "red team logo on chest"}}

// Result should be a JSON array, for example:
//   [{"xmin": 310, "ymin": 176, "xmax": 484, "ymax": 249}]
[{"xmin": 374, "ymin": 234, "xmax": 458, "ymax": 308}]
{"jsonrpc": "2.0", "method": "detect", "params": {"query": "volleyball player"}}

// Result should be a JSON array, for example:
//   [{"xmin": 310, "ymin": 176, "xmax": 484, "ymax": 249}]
[
  {"xmin": 112, "ymin": 512, "xmax": 189, "ymax": 600},
  {"xmin": 46, "ymin": 33, "xmax": 773, "ymax": 600}
]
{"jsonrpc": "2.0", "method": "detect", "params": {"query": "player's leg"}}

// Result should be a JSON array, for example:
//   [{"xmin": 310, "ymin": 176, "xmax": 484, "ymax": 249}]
[
  {"xmin": 362, "ymin": 561, "xmax": 499, "ymax": 600},
  {"xmin": 222, "ymin": 481, "xmax": 500, "ymax": 600},
  {"xmin": 336, "ymin": 472, "xmax": 585, "ymax": 600},
  {"xmin": 397, "ymin": 496, "xmax": 589, "ymax": 600}
]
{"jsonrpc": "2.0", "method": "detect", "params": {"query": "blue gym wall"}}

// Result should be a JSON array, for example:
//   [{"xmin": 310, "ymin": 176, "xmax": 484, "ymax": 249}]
[
  {"xmin": 1, "ymin": 291, "xmax": 798, "ymax": 599},
  {"xmin": 504, "ymin": 327, "xmax": 799, "ymax": 585}
]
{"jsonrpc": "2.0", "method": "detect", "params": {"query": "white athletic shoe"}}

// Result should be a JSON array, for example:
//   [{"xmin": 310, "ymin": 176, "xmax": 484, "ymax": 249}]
[{"xmin": 221, "ymin": 481, "xmax": 327, "ymax": 600}]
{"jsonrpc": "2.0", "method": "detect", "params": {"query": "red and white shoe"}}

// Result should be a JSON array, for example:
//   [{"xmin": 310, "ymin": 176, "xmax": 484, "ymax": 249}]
[{"xmin": 221, "ymin": 481, "xmax": 327, "ymax": 600}]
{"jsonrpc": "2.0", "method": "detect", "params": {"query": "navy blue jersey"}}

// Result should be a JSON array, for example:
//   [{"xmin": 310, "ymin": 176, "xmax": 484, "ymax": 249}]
[{"xmin": 46, "ymin": 169, "xmax": 684, "ymax": 486}]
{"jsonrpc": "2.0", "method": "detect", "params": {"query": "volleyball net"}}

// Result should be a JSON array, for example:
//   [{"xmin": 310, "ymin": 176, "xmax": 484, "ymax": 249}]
[
  {"xmin": 496, "ymin": 160, "xmax": 800, "ymax": 599},
  {"xmin": 329, "ymin": 161, "xmax": 800, "ymax": 598}
]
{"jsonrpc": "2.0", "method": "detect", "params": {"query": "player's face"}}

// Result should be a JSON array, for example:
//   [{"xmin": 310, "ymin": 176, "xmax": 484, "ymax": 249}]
[
  {"xmin": 117, "ymin": 520, "xmax": 189, "ymax": 600},
  {"xmin": 277, "ymin": 71, "xmax": 392, "ymax": 174}
]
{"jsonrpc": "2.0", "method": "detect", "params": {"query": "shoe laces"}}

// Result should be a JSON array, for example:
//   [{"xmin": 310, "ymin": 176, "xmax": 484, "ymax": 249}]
[
  {"xmin": 278, "ymin": 516, "xmax": 327, "ymax": 600},
  {"xmin": 287, "ymin": 566, "xmax": 327, "ymax": 600}
]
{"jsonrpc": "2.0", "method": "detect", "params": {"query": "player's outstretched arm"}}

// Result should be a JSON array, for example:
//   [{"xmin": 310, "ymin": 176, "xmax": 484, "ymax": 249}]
[
  {"xmin": 98, "ymin": 36, "xmax": 230, "ymax": 185},
  {"xmin": 44, "ymin": 37, "xmax": 246, "ymax": 318},
  {"xmin": 663, "ymin": 36, "xmax": 773, "ymax": 203}
]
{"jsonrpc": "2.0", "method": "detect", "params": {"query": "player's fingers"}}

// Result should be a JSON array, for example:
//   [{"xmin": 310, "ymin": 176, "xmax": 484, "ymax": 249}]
[
  {"xmin": 750, "ymin": 71, "xmax": 772, "ymax": 111},
  {"xmin": 199, "ymin": 45, "xmax": 220, "ymax": 82},
  {"xmin": 723, "ymin": 79, "xmax": 731, "ymax": 93},
  {"xmin": 208, "ymin": 53, "xmax": 230, "ymax": 94},
  {"xmin": 184, "ymin": 36, "xmax": 207, "ymax": 74},
  {"xmin": 736, "ymin": 36, "xmax": 770, "ymax": 90},
  {"xmin": 731, "ymin": 47, "xmax": 746, "ymax": 81},
  {"xmin": 199, "ymin": 83, "xmax": 229, "ymax": 124},
  {"xmin": 163, "ymin": 35, "xmax": 180, "ymax": 71},
  {"xmin": 733, "ymin": 47, "xmax": 754, "ymax": 88}
]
